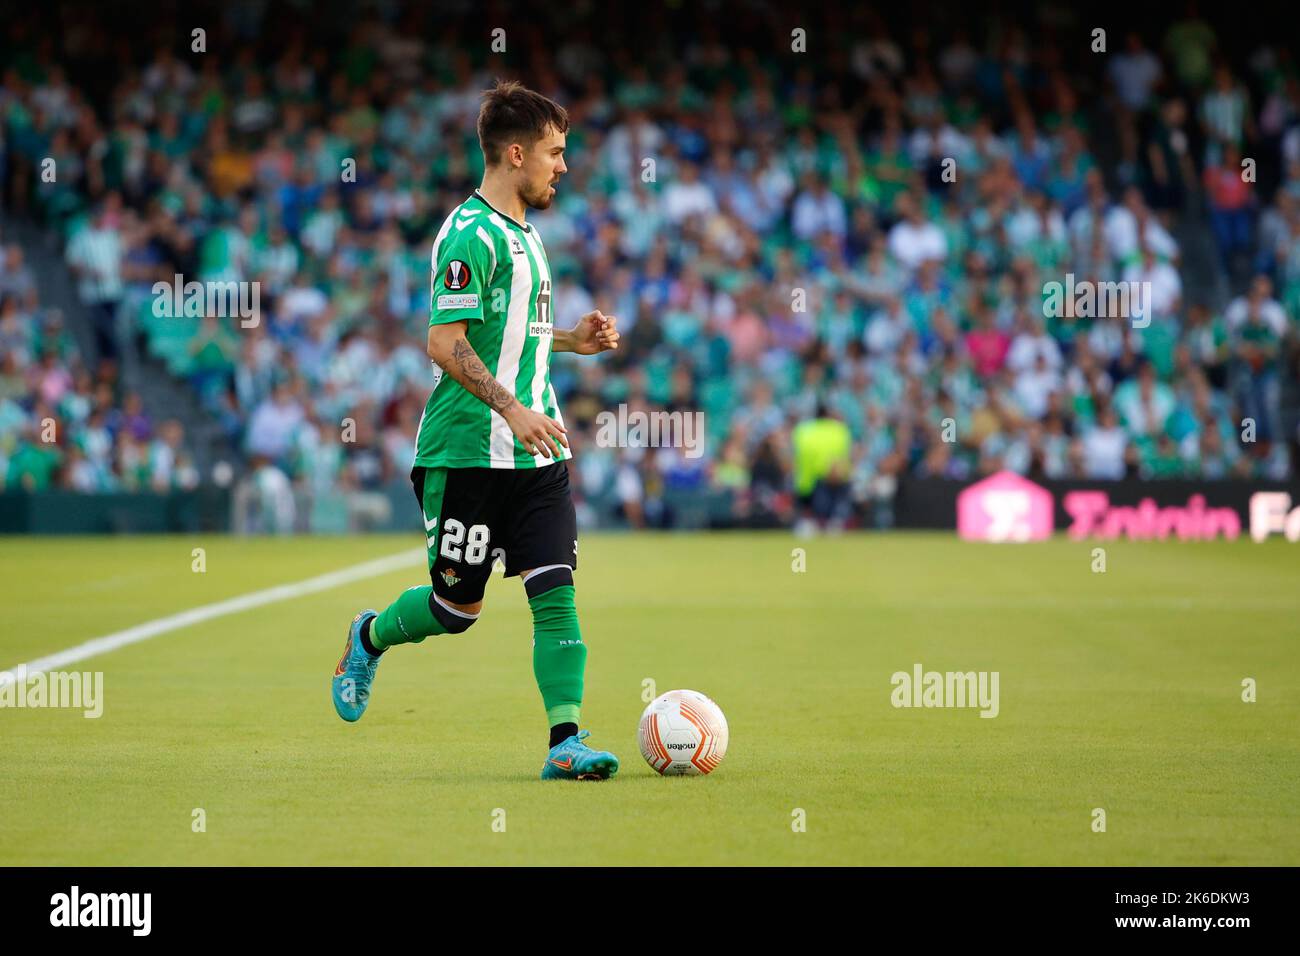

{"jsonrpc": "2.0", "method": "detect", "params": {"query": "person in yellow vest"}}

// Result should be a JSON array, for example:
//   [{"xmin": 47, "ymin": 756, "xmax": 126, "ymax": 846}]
[{"xmin": 791, "ymin": 402, "xmax": 853, "ymax": 534}]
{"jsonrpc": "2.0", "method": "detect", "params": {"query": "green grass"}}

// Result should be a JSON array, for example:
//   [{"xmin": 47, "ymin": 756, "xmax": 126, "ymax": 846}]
[{"xmin": 1, "ymin": 532, "xmax": 1297, "ymax": 865}]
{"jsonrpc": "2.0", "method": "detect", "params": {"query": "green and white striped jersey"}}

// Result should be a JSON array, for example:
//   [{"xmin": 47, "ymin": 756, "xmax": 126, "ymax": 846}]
[{"xmin": 414, "ymin": 190, "xmax": 569, "ymax": 470}]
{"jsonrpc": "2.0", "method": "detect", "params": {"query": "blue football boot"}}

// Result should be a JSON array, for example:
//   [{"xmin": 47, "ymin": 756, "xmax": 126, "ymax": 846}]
[
  {"xmin": 332, "ymin": 610, "xmax": 381, "ymax": 722},
  {"xmin": 540, "ymin": 729, "xmax": 620, "ymax": 780}
]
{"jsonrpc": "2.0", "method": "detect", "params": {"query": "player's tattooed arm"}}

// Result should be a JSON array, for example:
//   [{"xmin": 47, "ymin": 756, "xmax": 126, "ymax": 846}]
[
  {"xmin": 427, "ymin": 322, "xmax": 517, "ymax": 412},
  {"xmin": 448, "ymin": 336, "xmax": 518, "ymax": 413},
  {"xmin": 427, "ymin": 322, "xmax": 568, "ymax": 457}
]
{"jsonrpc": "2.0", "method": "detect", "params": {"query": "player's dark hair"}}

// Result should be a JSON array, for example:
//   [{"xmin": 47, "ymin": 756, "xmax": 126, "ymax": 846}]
[{"xmin": 477, "ymin": 80, "xmax": 569, "ymax": 167}]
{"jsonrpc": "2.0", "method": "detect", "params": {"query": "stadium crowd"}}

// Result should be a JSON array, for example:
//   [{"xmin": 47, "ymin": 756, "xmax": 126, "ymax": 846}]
[
  {"xmin": 0, "ymin": 227, "xmax": 201, "ymax": 493},
  {"xmin": 2, "ymin": 3, "xmax": 1298, "ymax": 527}
]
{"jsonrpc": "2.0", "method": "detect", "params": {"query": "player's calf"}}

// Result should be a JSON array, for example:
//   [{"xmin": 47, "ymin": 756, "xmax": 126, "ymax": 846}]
[
  {"xmin": 524, "ymin": 565, "xmax": 617, "ymax": 778},
  {"xmin": 525, "ymin": 565, "xmax": 586, "ymax": 738},
  {"xmin": 371, "ymin": 586, "xmax": 481, "ymax": 648}
]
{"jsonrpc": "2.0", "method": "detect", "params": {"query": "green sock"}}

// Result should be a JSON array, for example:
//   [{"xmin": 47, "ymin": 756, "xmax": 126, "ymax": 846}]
[
  {"xmin": 529, "ymin": 585, "xmax": 585, "ymax": 726},
  {"xmin": 372, "ymin": 586, "xmax": 447, "ymax": 648}
]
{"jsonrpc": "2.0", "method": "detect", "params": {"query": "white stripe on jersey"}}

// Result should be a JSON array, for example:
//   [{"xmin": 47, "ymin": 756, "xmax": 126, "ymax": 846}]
[
  {"xmin": 519, "ymin": 225, "xmax": 557, "ymax": 467},
  {"xmin": 529, "ymin": 225, "xmax": 569, "ymax": 461},
  {"xmin": 485, "ymin": 211, "xmax": 534, "ymax": 468},
  {"xmin": 476, "ymin": 225, "xmax": 496, "ymax": 276}
]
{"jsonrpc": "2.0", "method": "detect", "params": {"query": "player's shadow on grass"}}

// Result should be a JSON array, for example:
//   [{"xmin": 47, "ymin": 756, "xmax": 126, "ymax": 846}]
[{"xmin": 415, "ymin": 769, "xmax": 644, "ymax": 785}]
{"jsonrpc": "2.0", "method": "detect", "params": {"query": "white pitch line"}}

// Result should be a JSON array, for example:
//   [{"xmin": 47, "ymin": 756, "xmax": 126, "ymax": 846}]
[{"xmin": 0, "ymin": 547, "xmax": 425, "ymax": 684}]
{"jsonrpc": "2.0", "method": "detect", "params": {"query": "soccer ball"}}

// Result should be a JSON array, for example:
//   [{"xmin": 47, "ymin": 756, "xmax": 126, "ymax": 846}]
[{"xmin": 638, "ymin": 689, "xmax": 729, "ymax": 775}]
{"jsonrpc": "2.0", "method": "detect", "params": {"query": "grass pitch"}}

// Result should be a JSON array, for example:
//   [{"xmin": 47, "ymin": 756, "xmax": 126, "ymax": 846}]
[{"xmin": 1, "ymin": 531, "xmax": 1296, "ymax": 865}]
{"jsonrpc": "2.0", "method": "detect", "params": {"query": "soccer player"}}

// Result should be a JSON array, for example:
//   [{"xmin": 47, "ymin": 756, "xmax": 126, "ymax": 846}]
[{"xmin": 331, "ymin": 80, "xmax": 622, "ymax": 780}]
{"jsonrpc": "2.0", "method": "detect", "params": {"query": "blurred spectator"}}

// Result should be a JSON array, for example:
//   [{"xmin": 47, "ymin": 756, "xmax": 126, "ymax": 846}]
[
  {"xmin": 792, "ymin": 402, "xmax": 852, "ymax": 535},
  {"xmin": 65, "ymin": 194, "xmax": 125, "ymax": 362}
]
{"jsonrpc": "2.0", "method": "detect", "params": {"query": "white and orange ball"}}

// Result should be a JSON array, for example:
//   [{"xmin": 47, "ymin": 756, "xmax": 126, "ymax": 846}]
[{"xmin": 638, "ymin": 689, "xmax": 729, "ymax": 776}]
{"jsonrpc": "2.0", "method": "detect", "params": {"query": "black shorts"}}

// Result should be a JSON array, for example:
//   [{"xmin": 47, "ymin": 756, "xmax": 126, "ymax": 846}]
[{"xmin": 411, "ymin": 462, "xmax": 578, "ymax": 604}]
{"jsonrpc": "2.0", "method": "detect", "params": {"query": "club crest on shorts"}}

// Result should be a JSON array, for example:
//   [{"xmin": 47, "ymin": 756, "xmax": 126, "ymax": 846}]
[
  {"xmin": 440, "ymin": 567, "xmax": 460, "ymax": 587},
  {"xmin": 443, "ymin": 260, "xmax": 472, "ymax": 290}
]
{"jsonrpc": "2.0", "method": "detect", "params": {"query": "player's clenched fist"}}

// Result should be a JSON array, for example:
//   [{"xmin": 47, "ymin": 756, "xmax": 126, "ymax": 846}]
[
  {"xmin": 505, "ymin": 403, "xmax": 569, "ymax": 458},
  {"xmin": 572, "ymin": 310, "xmax": 620, "ymax": 354}
]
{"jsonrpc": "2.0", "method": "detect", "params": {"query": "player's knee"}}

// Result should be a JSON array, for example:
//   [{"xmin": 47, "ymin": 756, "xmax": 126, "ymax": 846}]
[
  {"xmin": 522, "ymin": 565, "xmax": 574, "ymax": 600},
  {"xmin": 429, "ymin": 592, "xmax": 480, "ymax": 634}
]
